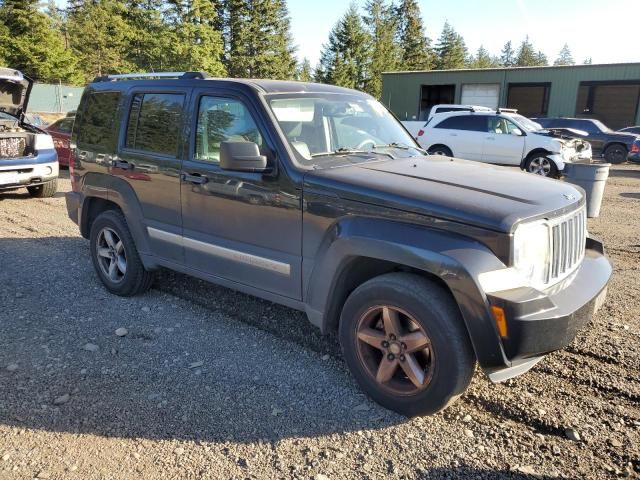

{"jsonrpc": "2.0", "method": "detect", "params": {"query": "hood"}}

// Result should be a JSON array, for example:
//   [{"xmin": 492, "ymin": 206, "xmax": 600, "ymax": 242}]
[
  {"xmin": 539, "ymin": 127, "xmax": 589, "ymax": 139},
  {"xmin": 304, "ymin": 156, "xmax": 584, "ymax": 233},
  {"xmin": 0, "ymin": 68, "xmax": 32, "ymax": 119}
]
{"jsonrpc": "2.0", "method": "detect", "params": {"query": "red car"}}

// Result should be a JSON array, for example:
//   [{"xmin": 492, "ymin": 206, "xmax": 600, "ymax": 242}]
[{"xmin": 45, "ymin": 117, "xmax": 74, "ymax": 166}]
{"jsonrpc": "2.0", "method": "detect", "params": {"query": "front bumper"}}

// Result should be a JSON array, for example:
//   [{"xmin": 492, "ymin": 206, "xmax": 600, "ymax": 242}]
[
  {"xmin": 0, "ymin": 149, "xmax": 58, "ymax": 190},
  {"xmin": 485, "ymin": 238, "xmax": 611, "ymax": 381},
  {"xmin": 628, "ymin": 152, "xmax": 640, "ymax": 163}
]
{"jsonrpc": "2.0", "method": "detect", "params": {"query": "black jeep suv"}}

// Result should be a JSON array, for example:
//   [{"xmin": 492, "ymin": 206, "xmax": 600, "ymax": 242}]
[
  {"xmin": 533, "ymin": 117, "xmax": 638, "ymax": 164},
  {"xmin": 66, "ymin": 72, "xmax": 612, "ymax": 416}
]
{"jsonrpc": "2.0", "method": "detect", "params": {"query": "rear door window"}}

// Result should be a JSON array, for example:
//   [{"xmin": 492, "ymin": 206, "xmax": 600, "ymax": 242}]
[
  {"xmin": 434, "ymin": 115, "xmax": 487, "ymax": 132},
  {"xmin": 125, "ymin": 93, "xmax": 185, "ymax": 156},
  {"xmin": 76, "ymin": 91, "xmax": 120, "ymax": 147}
]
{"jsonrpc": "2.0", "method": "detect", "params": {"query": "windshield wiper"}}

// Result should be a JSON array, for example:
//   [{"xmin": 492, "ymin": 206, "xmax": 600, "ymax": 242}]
[
  {"xmin": 310, "ymin": 148, "xmax": 371, "ymax": 158},
  {"xmin": 373, "ymin": 142, "xmax": 428, "ymax": 155}
]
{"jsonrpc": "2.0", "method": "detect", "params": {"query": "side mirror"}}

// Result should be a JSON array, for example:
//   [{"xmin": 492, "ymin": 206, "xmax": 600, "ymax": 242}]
[{"xmin": 219, "ymin": 141, "xmax": 267, "ymax": 172}]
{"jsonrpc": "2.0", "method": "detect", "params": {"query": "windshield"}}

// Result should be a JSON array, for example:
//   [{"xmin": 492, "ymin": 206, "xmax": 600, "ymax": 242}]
[
  {"xmin": 266, "ymin": 93, "xmax": 421, "ymax": 166},
  {"xmin": 506, "ymin": 113, "xmax": 542, "ymax": 132},
  {"xmin": 592, "ymin": 119, "xmax": 611, "ymax": 133}
]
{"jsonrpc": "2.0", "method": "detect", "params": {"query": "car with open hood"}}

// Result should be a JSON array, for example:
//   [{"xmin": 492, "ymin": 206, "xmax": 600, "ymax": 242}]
[
  {"xmin": 65, "ymin": 72, "xmax": 611, "ymax": 417},
  {"xmin": 0, "ymin": 67, "xmax": 58, "ymax": 197}
]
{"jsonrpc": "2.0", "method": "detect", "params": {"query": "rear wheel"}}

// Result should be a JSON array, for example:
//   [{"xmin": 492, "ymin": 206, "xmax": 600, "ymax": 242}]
[
  {"xmin": 89, "ymin": 210, "xmax": 153, "ymax": 296},
  {"xmin": 525, "ymin": 155, "xmax": 558, "ymax": 178},
  {"xmin": 603, "ymin": 144, "xmax": 627, "ymax": 164},
  {"xmin": 27, "ymin": 179, "xmax": 57, "ymax": 198},
  {"xmin": 339, "ymin": 273, "xmax": 475, "ymax": 417},
  {"xmin": 427, "ymin": 145, "xmax": 453, "ymax": 157}
]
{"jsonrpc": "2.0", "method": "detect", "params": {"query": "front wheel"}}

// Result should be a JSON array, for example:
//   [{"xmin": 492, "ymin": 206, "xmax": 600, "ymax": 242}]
[
  {"xmin": 27, "ymin": 179, "xmax": 57, "ymax": 198},
  {"xmin": 524, "ymin": 155, "xmax": 558, "ymax": 178},
  {"xmin": 339, "ymin": 273, "xmax": 475, "ymax": 417},
  {"xmin": 603, "ymin": 144, "xmax": 627, "ymax": 164}
]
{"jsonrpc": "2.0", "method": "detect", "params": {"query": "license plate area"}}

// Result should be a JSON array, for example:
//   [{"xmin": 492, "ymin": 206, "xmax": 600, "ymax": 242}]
[{"xmin": 0, "ymin": 171, "xmax": 19, "ymax": 185}]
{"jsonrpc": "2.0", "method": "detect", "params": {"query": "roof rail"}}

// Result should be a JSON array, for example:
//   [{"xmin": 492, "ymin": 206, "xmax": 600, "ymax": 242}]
[
  {"xmin": 92, "ymin": 71, "xmax": 210, "ymax": 82},
  {"xmin": 498, "ymin": 107, "xmax": 518, "ymax": 114}
]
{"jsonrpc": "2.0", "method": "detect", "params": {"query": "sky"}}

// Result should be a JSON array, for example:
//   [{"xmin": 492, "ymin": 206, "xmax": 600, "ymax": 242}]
[
  {"xmin": 53, "ymin": 0, "xmax": 640, "ymax": 68},
  {"xmin": 289, "ymin": 0, "xmax": 640, "ymax": 66}
]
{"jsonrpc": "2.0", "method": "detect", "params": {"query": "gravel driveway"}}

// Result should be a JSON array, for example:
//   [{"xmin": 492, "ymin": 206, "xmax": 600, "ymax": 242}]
[{"xmin": 0, "ymin": 167, "xmax": 638, "ymax": 480}]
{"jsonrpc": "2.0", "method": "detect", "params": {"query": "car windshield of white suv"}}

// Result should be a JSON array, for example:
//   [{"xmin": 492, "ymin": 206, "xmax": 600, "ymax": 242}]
[
  {"xmin": 266, "ymin": 94, "xmax": 423, "ymax": 167},
  {"xmin": 506, "ymin": 113, "xmax": 542, "ymax": 132}
]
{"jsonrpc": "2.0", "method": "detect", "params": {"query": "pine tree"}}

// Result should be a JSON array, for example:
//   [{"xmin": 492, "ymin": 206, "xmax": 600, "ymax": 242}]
[
  {"xmin": 583, "ymin": 57, "xmax": 593, "ymax": 65},
  {"xmin": 516, "ymin": 36, "xmax": 537, "ymax": 66},
  {"xmin": 67, "ymin": 0, "xmax": 135, "ymax": 82},
  {"xmin": 0, "ymin": 0, "xmax": 81, "ymax": 83},
  {"xmin": 554, "ymin": 43, "xmax": 575, "ymax": 66},
  {"xmin": 500, "ymin": 41, "xmax": 515, "ymax": 67},
  {"xmin": 470, "ymin": 45, "xmax": 499, "ymax": 69},
  {"xmin": 123, "ymin": 0, "xmax": 174, "ymax": 72},
  {"xmin": 363, "ymin": 0, "xmax": 401, "ymax": 98},
  {"xmin": 535, "ymin": 50, "xmax": 549, "ymax": 66},
  {"xmin": 396, "ymin": 0, "xmax": 432, "ymax": 71},
  {"xmin": 165, "ymin": 0, "xmax": 226, "ymax": 75},
  {"xmin": 316, "ymin": 4, "xmax": 370, "ymax": 90},
  {"xmin": 226, "ymin": 0, "xmax": 297, "ymax": 79},
  {"xmin": 434, "ymin": 21, "xmax": 467, "ymax": 70},
  {"xmin": 297, "ymin": 58, "xmax": 313, "ymax": 82}
]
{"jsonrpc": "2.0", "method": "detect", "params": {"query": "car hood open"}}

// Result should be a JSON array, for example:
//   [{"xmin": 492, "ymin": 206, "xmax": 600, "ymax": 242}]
[
  {"xmin": 304, "ymin": 155, "xmax": 584, "ymax": 233},
  {"xmin": 0, "ymin": 68, "xmax": 32, "ymax": 119}
]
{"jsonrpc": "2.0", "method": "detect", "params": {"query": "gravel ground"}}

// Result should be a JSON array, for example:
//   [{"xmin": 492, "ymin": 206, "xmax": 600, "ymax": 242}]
[{"xmin": 0, "ymin": 166, "xmax": 638, "ymax": 480}]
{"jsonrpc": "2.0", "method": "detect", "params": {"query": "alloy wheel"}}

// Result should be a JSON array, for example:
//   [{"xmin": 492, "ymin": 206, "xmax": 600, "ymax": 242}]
[
  {"xmin": 355, "ymin": 305, "xmax": 435, "ymax": 395},
  {"xmin": 96, "ymin": 227, "xmax": 127, "ymax": 283},
  {"xmin": 528, "ymin": 156, "xmax": 552, "ymax": 176}
]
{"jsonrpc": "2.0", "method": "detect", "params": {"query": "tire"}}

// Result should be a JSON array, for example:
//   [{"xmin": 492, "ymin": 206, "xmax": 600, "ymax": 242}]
[
  {"xmin": 89, "ymin": 209, "xmax": 153, "ymax": 296},
  {"xmin": 524, "ymin": 155, "xmax": 559, "ymax": 178},
  {"xmin": 603, "ymin": 144, "xmax": 627, "ymax": 164},
  {"xmin": 339, "ymin": 272, "xmax": 475, "ymax": 417},
  {"xmin": 427, "ymin": 145, "xmax": 453, "ymax": 157},
  {"xmin": 27, "ymin": 179, "xmax": 57, "ymax": 198}
]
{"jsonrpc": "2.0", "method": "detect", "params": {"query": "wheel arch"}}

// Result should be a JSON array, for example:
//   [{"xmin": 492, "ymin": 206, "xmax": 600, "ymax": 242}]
[
  {"xmin": 427, "ymin": 144, "xmax": 453, "ymax": 156},
  {"xmin": 79, "ymin": 175, "xmax": 154, "ymax": 265},
  {"xmin": 521, "ymin": 148, "xmax": 553, "ymax": 169},
  {"xmin": 303, "ymin": 217, "xmax": 510, "ymax": 371}
]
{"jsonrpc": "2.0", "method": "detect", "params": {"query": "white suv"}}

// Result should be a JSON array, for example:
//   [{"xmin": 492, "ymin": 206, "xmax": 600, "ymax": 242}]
[{"xmin": 415, "ymin": 109, "xmax": 592, "ymax": 177}]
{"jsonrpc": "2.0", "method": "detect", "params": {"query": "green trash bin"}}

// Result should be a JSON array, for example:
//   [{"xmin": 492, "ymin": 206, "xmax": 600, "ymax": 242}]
[{"xmin": 564, "ymin": 162, "xmax": 611, "ymax": 218}]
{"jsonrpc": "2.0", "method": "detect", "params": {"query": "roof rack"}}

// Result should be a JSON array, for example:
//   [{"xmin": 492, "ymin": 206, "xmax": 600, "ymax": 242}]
[
  {"xmin": 92, "ymin": 71, "xmax": 210, "ymax": 82},
  {"xmin": 498, "ymin": 108, "xmax": 518, "ymax": 114}
]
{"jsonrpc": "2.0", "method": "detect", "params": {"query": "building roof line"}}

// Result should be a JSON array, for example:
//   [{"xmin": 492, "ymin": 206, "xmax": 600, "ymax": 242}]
[{"xmin": 382, "ymin": 62, "xmax": 640, "ymax": 75}]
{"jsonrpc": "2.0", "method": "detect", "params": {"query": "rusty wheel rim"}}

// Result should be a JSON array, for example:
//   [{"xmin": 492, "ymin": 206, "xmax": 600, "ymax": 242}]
[{"xmin": 355, "ymin": 305, "xmax": 435, "ymax": 395}]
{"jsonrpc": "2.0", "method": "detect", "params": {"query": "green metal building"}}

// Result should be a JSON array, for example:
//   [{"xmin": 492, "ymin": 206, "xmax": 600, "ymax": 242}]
[{"xmin": 381, "ymin": 63, "xmax": 640, "ymax": 130}]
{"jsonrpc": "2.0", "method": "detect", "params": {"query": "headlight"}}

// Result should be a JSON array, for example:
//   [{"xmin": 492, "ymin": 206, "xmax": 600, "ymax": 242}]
[
  {"xmin": 513, "ymin": 220, "xmax": 550, "ymax": 289},
  {"xmin": 34, "ymin": 134, "xmax": 54, "ymax": 151}
]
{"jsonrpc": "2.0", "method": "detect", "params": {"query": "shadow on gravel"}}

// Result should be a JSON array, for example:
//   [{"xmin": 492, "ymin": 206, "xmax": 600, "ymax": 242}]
[
  {"xmin": 609, "ymin": 168, "xmax": 640, "ymax": 179},
  {"xmin": 0, "ymin": 236, "xmax": 404, "ymax": 444},
  {"xmin": 619, "ymin": 192, "xmax": 640, "ymax": 200},
  {"xmin": 419, "ymin": 466, "xmax": 560, "ymax": 479}
]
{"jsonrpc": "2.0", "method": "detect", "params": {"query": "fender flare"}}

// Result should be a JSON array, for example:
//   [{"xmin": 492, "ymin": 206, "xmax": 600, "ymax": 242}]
[
  {"xmin": 79, "ymin": 174, "xmax": 154, "ymax": 266},
  {"xmin": 304, "ymin": 217, "xmax": 510, "ymax": 371}
]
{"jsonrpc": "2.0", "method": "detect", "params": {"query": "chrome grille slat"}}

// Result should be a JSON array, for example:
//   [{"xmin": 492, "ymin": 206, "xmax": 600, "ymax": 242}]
[{"xmin": 548, "ymin": 207, "xmax": 586, "ymax": 286}]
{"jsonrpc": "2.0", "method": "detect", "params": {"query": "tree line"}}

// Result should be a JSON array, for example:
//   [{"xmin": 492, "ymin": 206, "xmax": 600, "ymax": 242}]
[{"xmin": 0, "ymin": 0, "xmax": 587, "ymax": 99}]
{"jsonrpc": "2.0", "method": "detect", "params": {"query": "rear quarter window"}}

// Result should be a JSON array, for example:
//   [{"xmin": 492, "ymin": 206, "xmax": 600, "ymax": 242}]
[
  {"xmin": 76, "ymin": 91, "xmax": 120, "ymax": 147},
  {"xmin": 125, "ymin": 93, "xmax": 184, "ymax": 156}
]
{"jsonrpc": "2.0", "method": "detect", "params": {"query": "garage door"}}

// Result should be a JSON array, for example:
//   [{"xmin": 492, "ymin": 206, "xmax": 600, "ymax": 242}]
[
  {"xmin": 576, "ymin": 82, "xmax": 640, "ymax": 130},
  {"xmin": 460, "ymin": 84, "xmax": 500, "ymax": 109}
]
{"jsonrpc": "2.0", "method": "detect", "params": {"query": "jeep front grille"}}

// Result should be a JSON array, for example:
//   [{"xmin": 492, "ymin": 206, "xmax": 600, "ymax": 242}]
[{"xmin": 549, "ymin": 207, "xmax": 586, "ymax": 283}]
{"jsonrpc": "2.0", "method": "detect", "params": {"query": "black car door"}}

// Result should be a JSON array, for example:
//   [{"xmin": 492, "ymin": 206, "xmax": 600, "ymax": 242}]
[
  {"xmin": 179, "ymin": 88, "xmax": 303, "ymax": 300},
  {"xmin": 117, "ymin": 88, "xmax": 190, "ymax": 263}
]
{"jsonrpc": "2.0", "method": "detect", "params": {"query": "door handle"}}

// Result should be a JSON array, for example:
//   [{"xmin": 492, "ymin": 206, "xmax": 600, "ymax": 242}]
[
  {"xmin": 112, "ymin": 160, "xmax": 133, "ymax": 170},
  {"xmin": 182, "ymin": 173, "xmax": 209, "ymax": 184}
]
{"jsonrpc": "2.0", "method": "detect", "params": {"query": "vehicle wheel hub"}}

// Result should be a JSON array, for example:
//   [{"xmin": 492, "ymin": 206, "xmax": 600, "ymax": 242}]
[
  {"xmin": 355, "ymin": 305, "xmax": 435, "ymax": 395},
  {"xmin": 96, "ymin": 227, "xmax": 127, "ymax": 284}
]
